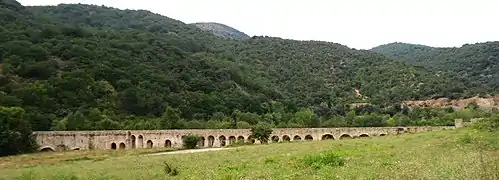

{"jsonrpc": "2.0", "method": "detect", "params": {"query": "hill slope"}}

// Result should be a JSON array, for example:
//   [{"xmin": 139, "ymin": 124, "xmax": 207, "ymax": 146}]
[
  {"xmin": 372, "ymin": 42, "xmax": 499, "ymax": 95},
  {"xmin": 0, "ymin": 1, "xmax": 488, "ymax": 133},
  {"xmin": 192, "ymin": 22, "xmax": 250, "ymax": 40}
]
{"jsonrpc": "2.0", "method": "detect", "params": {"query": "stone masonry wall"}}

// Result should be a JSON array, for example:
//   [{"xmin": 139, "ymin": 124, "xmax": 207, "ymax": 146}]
[{"xmin": 35, "ymin": 126, "xmax": 454, "ymax": 152}]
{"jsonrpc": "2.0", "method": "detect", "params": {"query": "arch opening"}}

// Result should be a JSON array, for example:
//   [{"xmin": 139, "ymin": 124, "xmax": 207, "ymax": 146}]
[
  {"xmin": 138, "ymin": 135, "xmax": 144, "ymax": 148},
  {"xmin": 271, "ymin": 136, "xmax": 279, "ymax": 142},
  {"xmin": 119, "ymin": 143, "xmax": 126, "ymax": 149},
  {"xmin": 237, "ymin": 136, "xmax": 245, "ymax": 143},
  {"xmin": 40, "ymin": 147, "xmax": 55, "ymax": 152},
  {"xmin": 340, "ymin": 134, "xmax": 352, "ymax": 139},
  {"xmin": 379, "ymin": 134, "xmax": 387, "ymax": 136},
  {"xmin": 131, "ymin": 135, "xmax": 136, "ymax": 149},
  {"xmin": 228, "ymin": 136, "xmax": 236, "ymax": 145},
  {"xmin": 219, "ymin": 135, "xmax": 227, "ymax": 146},
  {"xmin": 146, "ymin": 140, "xmax": 153, "ymax": 149},
  {"xmin": 305, "ymin": 135, "xmax": 313, "ymax": 141},
  {"xmin": 111, "ymin": 143, "xmax": 117, "ymax": 150},
  {"xmin": 321, "ymin": 134, "xmax": 334, "ymax": 140},
  {"xmin": 198, "ymin": 136, "xmax": 206, "ymax": 147},
  {"xmin": 208, "ymin": 136, "xmax": 215, "ymax": 147},
  {"xmin": 293, "ymin": 135, "xmax": 302, "ymax": 141},
  {"xmin": 72, "ymin": 147, "xmax": 80, "ymax": 150},
  {"xmin": 282, "ymin": 135, "xmax": 291, "ymax": 142},
  {"xmin": 359, "ymin": 134, "xmax": 369, "ymax": 138},
  {"xmin": 165, "ymin": 140, "xmax": 172, "ymax": 148}
]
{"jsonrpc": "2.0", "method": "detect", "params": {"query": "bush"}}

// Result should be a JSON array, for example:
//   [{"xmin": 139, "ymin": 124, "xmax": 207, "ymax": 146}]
[
  {"xmin": 0, "ymin": 107, "xmax": 38, "ymax": 157},
  {"xmin": 472, "ymin": 115, "xmax": 499, "ymax": 132},
  {"xmin": 250, "ymin": 123, "xmax": 273, "ymax": 144},
  {"xmin": 182, "ymin": 134, "xmax": 200, "ymax": 149},
  {"xmin": 301, "ymin": 151, "xmax": 345, "ymax": 169}
]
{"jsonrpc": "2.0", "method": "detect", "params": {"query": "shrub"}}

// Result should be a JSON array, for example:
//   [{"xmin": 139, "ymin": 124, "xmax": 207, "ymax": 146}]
[
  {"xmin": 250, "ymin": 123, "xmax": 273, "ymax": 144},
  {"xmin": 182, "ymin": 134, "xmax": 200, "ymax": 149},
  {"xmin": 163, "ymin": 161, "xmax": 178, "ymax": 177},
  {"xmin": 301, "ymin": 151, "xmax": 345, "ymax": 169}
]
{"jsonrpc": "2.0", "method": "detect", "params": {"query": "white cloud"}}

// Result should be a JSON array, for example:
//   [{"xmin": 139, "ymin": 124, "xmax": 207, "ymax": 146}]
[{"xmin": 18, "ymin": 0, "xmax": 499, "ymax": 49}]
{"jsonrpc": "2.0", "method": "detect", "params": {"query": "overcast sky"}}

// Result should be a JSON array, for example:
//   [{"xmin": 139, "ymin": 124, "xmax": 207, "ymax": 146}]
[{"xmin": 18, "ymin": 0, "xmax": 499, "ymax": 49}]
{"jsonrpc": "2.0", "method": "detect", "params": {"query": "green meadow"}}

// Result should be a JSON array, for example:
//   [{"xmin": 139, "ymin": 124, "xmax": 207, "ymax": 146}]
[{"xmin": 1, "ymin": 128, "xmax": 497, "ymax": 180}]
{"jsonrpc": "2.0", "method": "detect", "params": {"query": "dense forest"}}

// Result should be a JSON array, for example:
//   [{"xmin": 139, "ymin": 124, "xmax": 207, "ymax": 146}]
[
  {"xmin": 0, "ymin": 0, "xmax": 498, "ymax": 156},
  {"xmin": 372, "ymin": 42, "xmax": 499, "ymax": 95}
]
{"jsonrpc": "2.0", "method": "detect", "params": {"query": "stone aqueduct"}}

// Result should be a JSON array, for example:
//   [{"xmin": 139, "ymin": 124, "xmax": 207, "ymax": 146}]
[{"xmin": 35, "ymin": 126, "xmax": 454, "ymax": 152}]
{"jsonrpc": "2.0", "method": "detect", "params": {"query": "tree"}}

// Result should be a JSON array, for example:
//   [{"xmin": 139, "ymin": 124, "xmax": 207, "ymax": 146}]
[
  {"xmin": 0, "ymin": 106, "xmax": 38, "ymax": 157},
  {"xmin": 250, "ymin": 123, "xmax": 273, "ymax": 144},
  {"xmin": 160, "ymin": 106, "xmax": 183, "ymax": 129},
  {"xmin": 182, "ymin": 134, "xmax": 201, "ymax": 149}
]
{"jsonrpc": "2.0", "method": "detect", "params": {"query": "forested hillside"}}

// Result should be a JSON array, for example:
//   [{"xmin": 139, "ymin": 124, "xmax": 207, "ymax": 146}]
[
  {"xmin": 372, "ymin": 42, "xmax": 499, "ymax": 95},
  {"xmin": 0, "ymin": 0, "xmax": 493, "ymax": 133}
]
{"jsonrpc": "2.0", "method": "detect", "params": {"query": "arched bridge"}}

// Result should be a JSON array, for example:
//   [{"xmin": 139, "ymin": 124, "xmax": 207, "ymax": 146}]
[{"xmin": 35, "ymin": 126, "xmax": 453, "ymax": 152}]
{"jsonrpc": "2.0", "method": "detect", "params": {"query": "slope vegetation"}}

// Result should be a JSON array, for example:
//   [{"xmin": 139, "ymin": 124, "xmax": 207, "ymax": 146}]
[
  {"xmin": 372, "ymin": 42, "xmax": 499, "ymax": 95},
  {"xmin": 0, "ymin": 0, "xmax": 492, "ymax": 134}
]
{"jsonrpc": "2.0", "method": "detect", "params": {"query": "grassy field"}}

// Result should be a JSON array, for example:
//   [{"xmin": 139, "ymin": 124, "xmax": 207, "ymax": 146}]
[{"xmin": 0, "ymin": 128, "xmax": 498, "ymax": 180}]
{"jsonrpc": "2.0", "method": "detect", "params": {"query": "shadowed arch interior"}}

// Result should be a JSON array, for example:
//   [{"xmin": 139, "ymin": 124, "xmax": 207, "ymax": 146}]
[
  {"xmin": 228, "ymin": 136, "xmax": 236, "ymax": 145},
  {"xmin": 359, "ymin": 134, "xmax": 369, "ymax": 138},
  {"xmin": 293, "ymin": 135, "xmax": 302, "ymax": 141},
  {"xmin": 130, "ymin": 135, "xmax": 136, "ymax": 149},
  {"xmin": 305, "ymin": 135, "xmax": 313, "ymax": 140},
  {"xmin": 237, "ymin": 136, "xmax": 245, "ymax": 143},
  {"xmin": 146, "ymin": 140, "xmax": 153, "ymax": 148},
  {"xmin": 271, "ymin": 135, "xmax": 279, "ymax": 142},
  {"xmin": 282, "ymin": 135, "xmax": 291, "ymax": 141},
  {"xmin": 138, "ymin": 135, "xmax": 144, "ymax": 148},
  {"xmin": 340, "ymin": 134, "xmax": 352, "ymax": 139},
  {"xmin": 379, "ymin": 134, "xmax": 387, "ymax": 136},
  {"xmin": 40, "ymin": 147, "xmax": 55, "ymax": 152},
  {"xmin": 111, "ymin": 143, "xmax": 117, "ymax": 150},
  {"xmin": 219, "ymin": 135, "xmax": 226, "ymax": 146},
  {"xmin": 321, "ymin": 134, "xmax": 334, "ymax": 140},
  {"xmin": 198, "ymin": 136, "xmax": 205, "ymax": 147},
  {"xmin": 208, "ymin": 136, "xmax": 215, "ymax": 147},
  {"xmin": 165, "ymin": 140, "xmax": 172, "ymax": 148},
  {"xmin": 119, "ymin": 143, "xmax": 126, "ymax": 149}
]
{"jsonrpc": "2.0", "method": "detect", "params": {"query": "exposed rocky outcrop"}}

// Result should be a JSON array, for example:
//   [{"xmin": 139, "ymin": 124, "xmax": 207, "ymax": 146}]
[{"xmin": 402, "ymin": 95, "xmax": 499, "ymax": 110}]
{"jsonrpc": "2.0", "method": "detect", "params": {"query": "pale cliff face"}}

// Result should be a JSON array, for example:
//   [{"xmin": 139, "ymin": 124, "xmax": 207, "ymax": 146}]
[{"xmin": 401, "ymin": 94, "xmax": 499, "ymax": 109}]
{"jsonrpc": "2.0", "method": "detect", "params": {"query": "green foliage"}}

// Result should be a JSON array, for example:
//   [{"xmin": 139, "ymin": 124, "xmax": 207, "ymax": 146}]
[
  {"xmin": 182, "ymin": 134, "xmax": 201, "ymax": 149},
  {"xmin": 250, "ymin": 123, "xmax": 273, "ymax": 144},
  {"xmin": 162, "ymin": 161, "xmax": 179, "ymax": 177},
  {"xmin": 0, "ymin": 0, "xmax": 498, "ymax": 141},
  {"xmin": 0, "ymin": 106, "xmax": 38, "ymax": 156},
  {"xmin": 301, "ymin": 151, "xmax": 346, "ymax": 169}
]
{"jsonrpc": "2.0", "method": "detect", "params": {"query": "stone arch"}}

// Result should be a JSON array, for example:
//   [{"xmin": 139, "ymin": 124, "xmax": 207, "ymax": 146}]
[
  {"xmin": 237, "ymin": 136, "xmax": 245, "ymax": 143},
  {"xmin": 271, "ymin": 135, "xmax": 279, "ymax": 142},
  {"xmin": 131, "ymin": 135, "xmax": 136, "ymax": 149},
  {"xmin": 208, "ymin": 136, "xmax": 215, "ymax": 147},
  {"xmin": 165, "ymin": 140, "xmax": 172, "ymax": 148},
  {"xmin": 305, "ymin": 135, "xmax": 313, "ymax": 140},
  {"xmin": 282, "ymin": 135, "xmax": 291, "ymax": 142},
  {"xmin": 228, "ymin": 136, "xmax": 236, "ymax": 145},
  {"xmin": 321, "ymin": 134, "xmax": 334, "ymax": 140},
  {"xmin": 198, "ymin": 136, "xmax": 206, "ymax": 147},
  {"xmin": 119, "ymin": 143, "xmax": 126, "ymax": 149},
  {"xmin": 293, "ymin": 135, "xmax": 302, "ymax": 141},
  {"xmin": 111, "ymin": 143, "xmax": 117, "ymax": 150},
  {"xmin": 340, "ymin": 134, "xmax": 352, "ymax": 139},
  {"xmin": 219, "ymin": 135, "xmax": 226, "ymax": 146},
  {"xmin": 359, "ymin": 134, "xmax": 369, "ymax": 138},
  {"xmin": 40, "ymin": 146, "xmax": 55, "ymax": 152},
  {"xmin": 72, "ymin": 147, "xmax": 80, "ymax": 150},
  {"xmin": 146, "ymin": 140, "xmax": 153, "ymax": 148},
  {"xmin": 379, "ymin": 133, "xmax": 387, "ymax": 136},
  {"xmin": 138, "ymin": 135, "xmax": 144, "ymax": 148}
]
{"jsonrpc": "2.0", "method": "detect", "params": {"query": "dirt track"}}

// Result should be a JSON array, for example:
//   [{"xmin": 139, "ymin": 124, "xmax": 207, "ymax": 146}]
[{"xmin": 147, "ymin": 147, "xmax": 233, "ymax": 156}]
